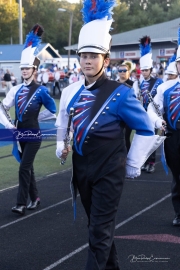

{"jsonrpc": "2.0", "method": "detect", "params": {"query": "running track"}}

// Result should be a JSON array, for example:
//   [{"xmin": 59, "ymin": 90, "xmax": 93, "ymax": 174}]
[{"xmin": 0, "ymin": 153, "xmax": 180, "ymax": 270}]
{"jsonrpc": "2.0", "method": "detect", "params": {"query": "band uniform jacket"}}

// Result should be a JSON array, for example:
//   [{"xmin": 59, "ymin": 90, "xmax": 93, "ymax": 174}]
[{"xmin": 140, "ymin": 76, "xmax": 163, "ymax": 110}]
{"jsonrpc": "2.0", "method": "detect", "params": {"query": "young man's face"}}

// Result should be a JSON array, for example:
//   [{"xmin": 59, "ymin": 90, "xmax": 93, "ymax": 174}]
[
  {"xmin": 21, "ymin": 67, "xmax": 34, "ymax": 79},
  {"xmin": 141, "ymin": 69, "xmax": 151, "ymax": 80},
  {"xmin": 79, "ymin": 52, "xmax": 109, "ymax": 78},
  {"xmin": 118, "ymin": 65, "xmax": 130, "ymax": 81}
]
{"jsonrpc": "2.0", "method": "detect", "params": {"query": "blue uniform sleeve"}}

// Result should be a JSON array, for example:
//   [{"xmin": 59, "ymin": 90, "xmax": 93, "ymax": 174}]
[
  {"xmin": 40, "ymin": 87, "xmax": 56, "ymax": 114},
  {"xmin": 118, "ymin": 88, "xmax": 154, "ymax": 136}
]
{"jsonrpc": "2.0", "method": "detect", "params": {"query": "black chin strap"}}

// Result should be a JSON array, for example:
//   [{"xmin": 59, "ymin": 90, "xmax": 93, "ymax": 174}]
[{"xmin": 92, "ymin": 63, "xmax": 104, "ymax": 78}]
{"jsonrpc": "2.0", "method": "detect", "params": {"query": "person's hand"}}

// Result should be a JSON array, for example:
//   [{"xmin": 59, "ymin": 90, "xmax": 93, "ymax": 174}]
[
  {"xmin": 155, "ymin": 118, "xmax": 166, "ymax": 130},
  {"xmin": 6, "ymin": 123, "xmax": 16, "ymax": 129},
  {"xmin": 61, "ymin": 145, "xmax": 72, "ymax": 159},
  {"xmin": 161, "ymin": 120, "xmax": 167, "ymax": 131}
]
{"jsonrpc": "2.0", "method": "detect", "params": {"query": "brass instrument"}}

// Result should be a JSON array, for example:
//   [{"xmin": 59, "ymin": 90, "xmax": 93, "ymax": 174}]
[{"xmin": 60, "ymin": 107, "xmax": 74, "ymax": 165}]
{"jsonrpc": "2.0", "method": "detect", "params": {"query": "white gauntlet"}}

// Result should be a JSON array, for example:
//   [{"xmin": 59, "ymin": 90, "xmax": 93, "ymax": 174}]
[
  {"xmin": 126, "ymin": 165, "xmax": 141, "ymax": 179},
  {"xmin": 56, "ymin": 141, "xmax": 64, "ymax": 159}
]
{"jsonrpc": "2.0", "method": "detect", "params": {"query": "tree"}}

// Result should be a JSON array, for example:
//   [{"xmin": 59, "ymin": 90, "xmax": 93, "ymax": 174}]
[
  {"xmin": 112, "ymin": 1, "xmax": 131, "ymax": 34},
  {"xmin": 0, "ymin": 0, "xmax": 19, "ymax": 44},
  {"xmin": 166, "ymin": 0, "xmax": 180, "ymax": 20}
]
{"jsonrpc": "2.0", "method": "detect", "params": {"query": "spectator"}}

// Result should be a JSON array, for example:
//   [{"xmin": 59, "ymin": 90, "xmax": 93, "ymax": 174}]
[
  {"xmin": 3, "ymin": 69, "xmax": 13, "ymax": 94},
  {"xmin": 69, "ymin": 69, "xmax": 79, "ymax": 84},
  {"xmin": 105, "ymin": 65, "xmax": 112, "ymax": 79},
  {"xmin": 111, "ymin": 64, "xmax": 118, "ymax": 80},
  {"xmin": 10, "ymin": 73, "xmax": 17, "ymax": 86},
  {"xmin": 158, "ymin": 63, "xmax": 164, "ymax": 78}
]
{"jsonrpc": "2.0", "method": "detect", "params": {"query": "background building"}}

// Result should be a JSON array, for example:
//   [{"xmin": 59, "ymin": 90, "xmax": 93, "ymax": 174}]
[
  {"xmin": 0, "ymin": 43, "xmax": 61, "ymax": 84},
  {"xmin": 65, "ymin": 17, "xmax": 180, "ymax": 67}
]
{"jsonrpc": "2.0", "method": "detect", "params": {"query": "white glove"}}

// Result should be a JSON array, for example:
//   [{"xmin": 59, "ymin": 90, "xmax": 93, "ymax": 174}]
[
  {"xmin": 0, "ymin": 109, "xmax": 14, "ymax": 129},
  {"xmin": 5, "ymin": 122, "xmax": 15, "ymax": 129},
  {"xmin": 56, "ymin": 141, "xmax": 64, "ymax": 159},
  {"xmin": 126, "ymin": 164, "xmax": 141, "ymax": 179},
  {"xmin": 155, "ymin": 118, "xmax": 164, "ymax": 129}
]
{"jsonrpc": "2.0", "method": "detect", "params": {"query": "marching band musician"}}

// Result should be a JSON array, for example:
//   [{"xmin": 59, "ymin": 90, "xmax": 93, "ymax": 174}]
[
  {"xmin": 0, "ymin": 24, "xmax": 56, "ymax": 215},
  {"xmin": 139, "ymin": 36, "xmax": 163, "ymax": 173},
  {"xmin": 163, "ymin": 49, "xmax": 178, "ymax": 82},
  {"xmin": 147, "ymin": 32, "xmax": 180, "ymax": 227},
  {"xmin": 117, "ymin": 61, "xmax": 139, "ymax": 151},
  {"xmin": 55, "ymin": 1, "xmax": 165, "ymax": 269}
]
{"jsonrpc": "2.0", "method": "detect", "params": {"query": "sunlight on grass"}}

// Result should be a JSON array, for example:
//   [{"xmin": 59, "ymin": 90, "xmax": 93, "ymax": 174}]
[
  {"xmin": 0, "ymin": 141, "xmax": 72, "ymax": 190},
  {"xmin": 0, "ymin": 97, "xmax": 73, "ymax": 190}
]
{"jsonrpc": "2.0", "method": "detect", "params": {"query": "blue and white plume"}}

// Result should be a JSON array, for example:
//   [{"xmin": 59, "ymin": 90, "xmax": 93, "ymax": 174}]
[
  {"xmin": 20, "ymin": 24, "xmax": 44, "ymax": 69},
  {"xmin": 77, "ymin": 0, "xmax": 116, "ymax": 54},
  {"xmin": 139, "ymin": 36, "xmax": 153, "ymax": 70}
]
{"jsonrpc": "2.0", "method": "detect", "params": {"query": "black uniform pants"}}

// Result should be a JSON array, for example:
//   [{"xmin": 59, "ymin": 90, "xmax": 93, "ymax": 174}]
[
  {"xmin": 125, "ymin": 125, "xmax": 132, "ymax": 152},
  {"xmin": 53, "ymin": 81, "xmax": 61, "ymax": 96},
  {"xmin": 17, "ymin": 141, "xmax": 41, "ymax": 205},
  {"xmin": 164, "ymin": 130, "xmax": 180, "ymax": 215},
  {"xmin": 73, "ymin": 142, "xmax": 126, "ymax": 270}
]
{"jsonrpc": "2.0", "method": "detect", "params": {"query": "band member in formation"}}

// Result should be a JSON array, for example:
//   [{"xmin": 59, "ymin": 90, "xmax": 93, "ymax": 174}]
[
  {"xmin": 163, "ymin": 50, "xmax": 178, "ymax": 82},
  {"xmin": 117, "ymin": 61, "xmax": 139, "ymax": 151},
  {"xmin": 0, "ymin": 25, "xmax": 56, "ymax": 215},
  {"xmin": 55, "ymin": 1, "xmax": 165, "ymax": 269},
  {"xmin": 147, "ymin": 32, "xmax": 180, "ymax": 226},
  {"xmin": 139, "ymin": 36, "xmax": 163, "ymax": 173}
]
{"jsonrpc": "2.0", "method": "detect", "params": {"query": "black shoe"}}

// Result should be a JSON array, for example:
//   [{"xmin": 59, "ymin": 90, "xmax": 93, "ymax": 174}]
[
  {"xmin": 141, "ymin": 163, "xmax": 148, "ymax": 171},
  {"xmin": 12, "ymin": 205, "xmax": 26, "ymax": 215},
  {"xmin": 173, "ymin": 214, "xmax": 180, "ymax": 226},
  {"xmin": 146, "ymin": 164, "xmax": 155, "ymax": 173},
  {"xmin": 27, "ymin": 198, "xmax": 40, "ymax": 210}
]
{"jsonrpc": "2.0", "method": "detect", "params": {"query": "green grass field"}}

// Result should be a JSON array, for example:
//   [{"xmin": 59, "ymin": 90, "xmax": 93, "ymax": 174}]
[{"xmin": 0, "ymin": 98, "xmax": 73, "ymax": 190}]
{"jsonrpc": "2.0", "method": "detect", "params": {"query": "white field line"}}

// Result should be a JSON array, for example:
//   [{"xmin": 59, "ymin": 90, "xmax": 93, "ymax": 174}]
[
  {"xmin": 0, "ymin": 168, "xmax": 71, "ymax": 193},
  {"xmin": 0, "ymin": 197, "xmax": 72, "ymax": 229},
  {"xmin": 42, "ymin": 193, "xmax": 171, "ymax": 270}
]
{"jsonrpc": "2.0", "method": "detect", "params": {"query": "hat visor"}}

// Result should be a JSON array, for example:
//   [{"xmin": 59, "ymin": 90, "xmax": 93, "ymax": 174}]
[
  {"xmin": 165, "ymin": 70, "xmax": 178, "ymax": 75},
  {"xmin": 140, "ymin": 65, "xmax": 152, "ymax": 70},
  {"xmin": 19, "ymin": 64, "xmax": 35, "ymax": 69},
  {"xmin": 78, "ymin": 47, "xmax": 110, "ymax": 54}
]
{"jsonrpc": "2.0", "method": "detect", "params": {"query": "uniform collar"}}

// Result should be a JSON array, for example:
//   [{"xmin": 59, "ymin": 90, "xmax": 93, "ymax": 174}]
[
  {"xmin": 23, "ymin": 79, "xmax": 35, "ymax": 87},
  {"xmin": 84, "ymin": 72, "xmax": 108, "ymax": 91}
]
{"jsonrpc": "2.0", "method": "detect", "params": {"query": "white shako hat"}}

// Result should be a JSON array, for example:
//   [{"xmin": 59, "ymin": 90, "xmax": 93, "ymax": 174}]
[
  {"xmin": 20, "ymin": 24, "xmax": 44, "ymax": 69},
  {"xmin": 165, "ymin": 62, "xmax": 178, "ymax": 75},
  {"xmin": 165, "ymin": 49, "xmax": 177, "ymax": 75},
  {"xmin": 139, "ymin": 36, "xmax": 153, "ymax": 70},
  {"xmin": 77, "ymin": 0, "xmax": 116, "ymax": 55}
]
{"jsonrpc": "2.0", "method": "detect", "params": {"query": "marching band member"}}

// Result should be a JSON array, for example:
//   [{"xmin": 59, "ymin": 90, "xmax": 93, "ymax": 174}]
[
  {"xmin": 163, "ymin": 50, "xmax": 178, "ymax": 82},
  {"xmin": 55, "ymin": 1, "xmax": 165, "ymax": 269},
  {"xmin": 117, "ymin": 61, "xmax": 139, "ymax": 151},
  {"xmin": 0, "ymin": 25, "xmax": 56, "ymax": 215},
  {"xmin": 147, "ymin": 31, "xmax": 180, "ymax": 227},
  {"xmin": 139, "ymin": 36, "xmax": 163, "ymax": 173}
]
